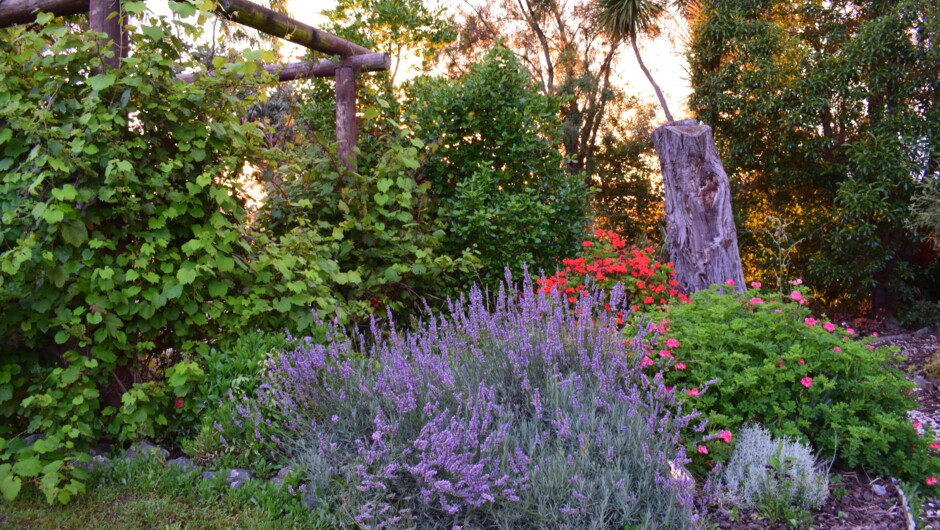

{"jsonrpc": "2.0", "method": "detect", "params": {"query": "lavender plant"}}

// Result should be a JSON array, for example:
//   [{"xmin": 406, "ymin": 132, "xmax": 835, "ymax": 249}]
[{"xmin": 229, "ymin": 272, "xmax": 699, "ymax": 528}]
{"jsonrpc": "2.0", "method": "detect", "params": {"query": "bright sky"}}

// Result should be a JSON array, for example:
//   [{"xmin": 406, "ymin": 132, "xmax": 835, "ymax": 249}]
[{"xmin": 147, "ymin": 0, "xmax": 691, "ymax": 121}]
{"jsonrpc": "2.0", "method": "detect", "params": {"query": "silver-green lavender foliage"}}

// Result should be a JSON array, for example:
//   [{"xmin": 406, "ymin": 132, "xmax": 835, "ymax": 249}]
[
  {"xmin": 717, "ymin": 424, "xmax": 828, "ymax": 510},
  {"xmin": 233, "ymin": 271, "xmax": 700, "ymax": 529}
]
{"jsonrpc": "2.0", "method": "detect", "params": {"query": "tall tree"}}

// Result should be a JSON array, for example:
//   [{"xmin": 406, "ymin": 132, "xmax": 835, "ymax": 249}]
[
  {"xmin": 594, "ymin": 0, "xmax": 673, "ymax": 122},
  {"xmin": 688, "ymin": 0, "xmax": 940, "ymax": 322},
  {"xmin": 442, "ymin": 0, "xmax": 641, "ymax": 176}
]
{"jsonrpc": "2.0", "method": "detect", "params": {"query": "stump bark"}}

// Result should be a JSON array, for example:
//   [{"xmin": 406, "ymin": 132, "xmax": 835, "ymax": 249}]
[{"xmin": 652, "ymin": 119, "xmax": 745, "ymax": 294}]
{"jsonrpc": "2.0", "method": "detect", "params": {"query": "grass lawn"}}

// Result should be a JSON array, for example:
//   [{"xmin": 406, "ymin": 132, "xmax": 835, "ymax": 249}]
[{"xmin": 0, "ymin": 458, "xmax": 329, "ymax": 530}]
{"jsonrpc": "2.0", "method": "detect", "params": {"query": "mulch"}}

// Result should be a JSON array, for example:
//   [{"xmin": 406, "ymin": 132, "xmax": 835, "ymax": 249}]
[
  {"xmin": 707, "ymin": 469, "xmax": 909, "ymax": 529},
  {"xmin": 701, "ymin": 321, "xmax": 940, "ymax": 529}
]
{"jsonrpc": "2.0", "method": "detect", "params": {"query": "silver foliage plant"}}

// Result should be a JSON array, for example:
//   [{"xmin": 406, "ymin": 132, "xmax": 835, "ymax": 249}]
[{"xmin": 717, "ymin": 424, "xmax": 829, "ymax": 510}]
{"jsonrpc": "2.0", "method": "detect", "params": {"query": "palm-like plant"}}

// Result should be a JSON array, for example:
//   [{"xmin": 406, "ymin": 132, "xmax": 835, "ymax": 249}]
[{"xmin": 595, "ymin": 0, "xmax": 675, "ymax": 122}]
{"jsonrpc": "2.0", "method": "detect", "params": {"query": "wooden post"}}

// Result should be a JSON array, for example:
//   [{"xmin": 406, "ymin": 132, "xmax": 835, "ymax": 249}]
[
  {"xmin": 652, "ymin": 119, "xmax": 746, "ymax": 294},
  {"xmin": 335, "ymin": 66, "xmax": 358, "ymax": 171},
  {"xmin": 89, "ymin": 0, "xmax": 125, "ymax": 70}
]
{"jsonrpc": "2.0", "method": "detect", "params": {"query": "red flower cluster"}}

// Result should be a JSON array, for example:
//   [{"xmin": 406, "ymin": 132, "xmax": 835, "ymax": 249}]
[{"xmin": 537, "ymin": 229, "xmax": 688, "ymax": 310}]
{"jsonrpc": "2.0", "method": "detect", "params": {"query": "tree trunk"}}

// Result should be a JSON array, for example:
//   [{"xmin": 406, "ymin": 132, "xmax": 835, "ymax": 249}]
[{"xmin": 652, "ymin": 119, "xmax": 745, "ymax": 294}]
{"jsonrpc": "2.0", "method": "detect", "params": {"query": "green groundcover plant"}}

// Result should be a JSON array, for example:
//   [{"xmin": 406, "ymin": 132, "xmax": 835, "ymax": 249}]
[{"xmin": 643, "ymin": 282, "xmax": 940, "ymax": 484}]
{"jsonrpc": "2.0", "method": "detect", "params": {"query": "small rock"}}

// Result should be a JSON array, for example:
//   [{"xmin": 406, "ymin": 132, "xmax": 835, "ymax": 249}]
[
  {"xmin": 913, "ymin": 374, "xmax": 935, "ymax": 392},
  {"xmin": 167, "ymin": 457, "xmax": 196, "ymax": 471},
  {"xmin": 200, "ymin": 471, "xmax": 216, "ymax": 480},
  {"xmin": 667, "ymin": 459, "xmax": 693, "ymax": 484},
  {"xmin": 88, "ymin": 444, "xmax": 111, "ymax": 458},
  {"xmin": 24, "ymin": 433, "xmax": 45, "ymax": 445},
  {"xmin": 271, "ymin": 465, "xmax": 293, "ymax": 485},
  {"xmin": 226, "ymin": 468, "xmax": 253, "ymax": 489},
  {"xmin": 68, "ymin": 455, "xmax": 111, "ymax": 473},
  {"xmin": 872, "ymin": 484, "xmax": 889, "ymax": 496},
  {"xmin": 125, "ymin": 440, "xmax": 170, "ymax": 462}
]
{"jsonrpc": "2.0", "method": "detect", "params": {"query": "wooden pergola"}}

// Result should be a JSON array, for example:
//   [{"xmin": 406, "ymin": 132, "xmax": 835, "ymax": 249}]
[{"xmin": 0, "ymin": 0, "xmax": 390, "ymax": 170}]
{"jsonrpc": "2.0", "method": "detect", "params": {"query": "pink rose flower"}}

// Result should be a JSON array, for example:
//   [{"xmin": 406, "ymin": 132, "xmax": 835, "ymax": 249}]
[
  {"xmin": 674, "ymin": 362, "xmax": 686, "ymax": 370},
  {"xmin": 749, "ymin": 297, "xmax": 764, "ymax": 305},
  {"xmin": 666, "ymin": 338, "xmax": 680, "ymax": 348},
  {"xmin": 823, "ymin": 322, "xmax": 836, "ymax": 332},
  {"xmin": 790, "ymin": 291, "xmax": 802, "ymax": 301},
  {"xmin": 800, "ymin": 377, "xmax": 813, "ymax": 388},
  {"xmin": 845, "ymin": 328, "xmax": 855, "ymax": 335},
  {"xmin": 725, "ymin": 279, "xmax": 735, "ymax": 286},
  {"xmin": 686, "ymin": 388, "xmax": 699, "ymax": 396},
  {"xmin": 805, "ymin": 317, "xmax": 818, "ymax": 326},
  {"xmin": 928, "ymin": 477, "xmax": 938, "ymax": 486},
  {"xmin": 833, "ymin": 347, "xmax": 841, "ymax": 352},
  {"xmin": 697, "ymin": 445, "xmax": 709, "ymax": 454},
  {"xmin": 719, "ymin": 430, "xmax": 733, "ymax": 443},
  {"xmin": 751, "ymin": 281, "xmax": 761, "ymax": 288}
]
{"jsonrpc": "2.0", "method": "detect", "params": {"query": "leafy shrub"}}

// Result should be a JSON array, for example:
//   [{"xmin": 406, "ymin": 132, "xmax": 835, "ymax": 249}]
[
  {"xmin": 220, "ymin": 275, "xmax": 699, "ymax": 527},
  {"xmin": 650, "ymin": 284, "xmax": 940, "ymax": 482},
  {"xmin": 256, "ymin": 113, "xmax": 480, "ymax": 324},
  {"xmin": 406, "ymin": 47, "xmax": 589, "ymax": 283},
  {"xmin": 537, "ymin": 229, "xmax": 686, "ymax": 313},
  {"xmin": 717, "ymin": 424, "xmax": 828, "ymax": 519},
  {"xmin": 1, "ymin": 8, "xmax": 296, "ymax": 503}
]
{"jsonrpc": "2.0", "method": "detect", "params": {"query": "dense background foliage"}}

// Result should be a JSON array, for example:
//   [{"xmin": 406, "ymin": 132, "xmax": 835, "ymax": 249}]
[{"xmin": 687, "ymin": 0, "xmax": 940, "ymax": 324}]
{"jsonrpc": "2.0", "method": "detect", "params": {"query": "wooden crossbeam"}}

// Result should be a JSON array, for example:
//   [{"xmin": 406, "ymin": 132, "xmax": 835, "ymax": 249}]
[
  {"xmin": 213, "ymin": 0, "xmax": 371, "ymax": 57},
  {"xmin": 176, "ymin": 52, "xmax": 390, "ymax": 84},
  {"xmin": 0, "ymin": 0, "xmax": 88, "ymax": 27},
  {"xmin": 0, "ymin": 0, "xmax": 381, "ymax": 170},
  {"xmin": 1, "ymin": 0, "xmax": 373, "ymax": 59}
]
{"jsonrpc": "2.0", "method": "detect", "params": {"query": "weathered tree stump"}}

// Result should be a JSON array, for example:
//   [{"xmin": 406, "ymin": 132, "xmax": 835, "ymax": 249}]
[{"xmin": 652, "ymin": 119, "xmax": 745, "ymax": 294}]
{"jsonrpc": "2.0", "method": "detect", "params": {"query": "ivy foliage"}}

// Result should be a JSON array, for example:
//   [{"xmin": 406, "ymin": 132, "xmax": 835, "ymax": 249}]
[{"xmin": 688, "ymin": 0, "xmax": 940, "ymax": 319}]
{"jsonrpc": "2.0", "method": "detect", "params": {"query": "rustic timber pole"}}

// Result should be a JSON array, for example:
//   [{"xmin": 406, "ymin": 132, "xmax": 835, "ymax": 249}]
[
  {"xmin": 89, "ymin": 0, "xmax": 126, "ymax": 70},
  {"xmin": 213, "ymin": 0, "xmax": 371, "ymax": 57},
  {"xmin": 335, "ymin": 66, "xmax": 358, "ymax": 171},
  {"xmin": 652, "ymin": 119, "xmax": 746, "ymax": 294},
  {"xmin": 0, "ymin": 0, "xmax": 87, "ymax": 27},
  {"xmin": 176, "ymin": 53, "xmax": 390, "ymax": 84}
]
